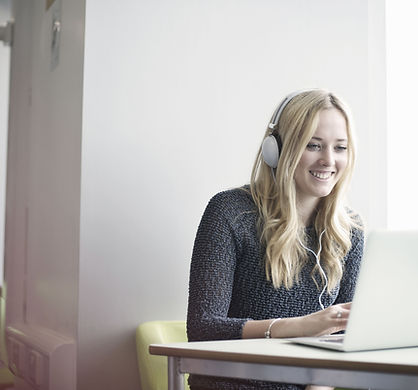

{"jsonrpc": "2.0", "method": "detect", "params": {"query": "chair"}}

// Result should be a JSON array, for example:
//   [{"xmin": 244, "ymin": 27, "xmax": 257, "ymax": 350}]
[{"xmin": 136, "ymin": 320, "xmax": 189, "ymax": 390}]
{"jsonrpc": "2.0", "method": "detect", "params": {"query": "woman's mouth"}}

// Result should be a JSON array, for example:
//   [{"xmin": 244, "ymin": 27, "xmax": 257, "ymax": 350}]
[{"xmin": 310, "ymin": 171, "xmax": 334, "ymax": 180}]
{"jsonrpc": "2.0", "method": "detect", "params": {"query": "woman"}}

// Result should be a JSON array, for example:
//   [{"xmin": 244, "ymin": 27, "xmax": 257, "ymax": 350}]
[{"xmin": 187, "ymin": 89, "xmax": 364, "ymax": 390}]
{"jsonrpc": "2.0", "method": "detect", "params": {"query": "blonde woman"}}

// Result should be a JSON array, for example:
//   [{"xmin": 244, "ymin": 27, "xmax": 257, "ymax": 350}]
[{"xmin": 187, "ymin": 89, "xmax": 364, "ymax": 390}]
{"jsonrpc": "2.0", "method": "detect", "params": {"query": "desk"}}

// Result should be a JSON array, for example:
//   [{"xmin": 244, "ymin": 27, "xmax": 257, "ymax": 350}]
[{"xmin": 150, "ymin": 338, "xmax": 418, "ymax": 390}]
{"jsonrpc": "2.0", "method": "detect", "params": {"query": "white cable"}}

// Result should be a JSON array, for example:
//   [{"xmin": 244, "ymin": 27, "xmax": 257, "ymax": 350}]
[{"xmin": 298, "ymin": 229, "xmax": 328, "ymax": 310}]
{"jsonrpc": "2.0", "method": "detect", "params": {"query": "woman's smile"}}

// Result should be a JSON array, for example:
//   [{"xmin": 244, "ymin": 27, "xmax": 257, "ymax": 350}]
[{"xmin": 309, "ymin": 170, "xmax": 335, "ymax": 180}]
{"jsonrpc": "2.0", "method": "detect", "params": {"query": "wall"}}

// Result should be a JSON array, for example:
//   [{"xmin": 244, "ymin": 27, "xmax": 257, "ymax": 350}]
[
  {"xmin": 6, "ymin": 0, "xmax": 84, "ymax": 333},
  {"xmin": 80, "ymin": 1, "xmax": 385, "ymax": 389},
  {"xmin": 368, "ymin": 0, "xmax": 387, "ymax": 230},
  {"xmin": 386, "ymin": 0, "xmax": 418, "ymax": 229},
  {"xmin": 4, "ymin": 0, "xmax": 84, "ymax": 388},
  {"xmin": 0, "ymin": 0, "xmax": 12, "ymax": 284},
  {"xmin": 0, "ymin": 0, "xmax": 12, "ymax": 372},
  {"xmin": 3, "ymin": 0, "xmax": 386, "ymax": 389}
]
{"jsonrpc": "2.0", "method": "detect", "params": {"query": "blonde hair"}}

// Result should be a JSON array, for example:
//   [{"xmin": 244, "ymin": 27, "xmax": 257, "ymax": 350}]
[{"xmin": 250, "ymin": 89, "xmax": 360, "ymax": 291}]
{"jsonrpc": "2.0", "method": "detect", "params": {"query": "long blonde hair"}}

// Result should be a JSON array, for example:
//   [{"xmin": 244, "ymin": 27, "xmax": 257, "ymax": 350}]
[{"xmin": 250, "ymin": 89, "xmax": 360, "ymax": 291}]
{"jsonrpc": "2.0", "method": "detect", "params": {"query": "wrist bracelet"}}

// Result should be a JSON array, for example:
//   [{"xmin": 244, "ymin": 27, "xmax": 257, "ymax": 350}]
[{"xmin": 265, "ymin": 318, "xmax": 281, "ymax": 338}]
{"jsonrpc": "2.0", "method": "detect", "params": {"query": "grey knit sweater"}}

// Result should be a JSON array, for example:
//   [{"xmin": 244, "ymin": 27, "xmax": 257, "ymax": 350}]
[{"xmin": 187, "ymin": 187, "xmax": 364, "ymax": 390}]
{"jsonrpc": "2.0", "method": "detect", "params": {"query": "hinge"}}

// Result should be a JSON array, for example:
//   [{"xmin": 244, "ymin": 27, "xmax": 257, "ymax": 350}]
[{"xmin": 0, "ymin": 21, "xmax": 14, "ymax": 47}]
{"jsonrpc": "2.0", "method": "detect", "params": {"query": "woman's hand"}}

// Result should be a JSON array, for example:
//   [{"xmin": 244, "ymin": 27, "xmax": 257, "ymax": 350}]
[
  {"xmin": 270, "ymin": 302, "xmax": 351, "ymax": 338},
  {"xmin": 242, "ymin": 302, "xmax": 351, "ymax": 339}
]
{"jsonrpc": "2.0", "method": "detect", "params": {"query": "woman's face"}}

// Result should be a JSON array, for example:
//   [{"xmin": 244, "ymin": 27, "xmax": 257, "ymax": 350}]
[{"xmin": 294, "ymin": 108, "xmax": 348, "ymax": 206}]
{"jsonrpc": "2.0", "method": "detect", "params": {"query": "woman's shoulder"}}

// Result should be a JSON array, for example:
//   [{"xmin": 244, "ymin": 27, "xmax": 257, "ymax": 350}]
[
  {"xmin": 209, "ymin": 185, "xmax": 253, "ymax": 204},
  {"xmin": 344, "ymin": 206, "xmax": 364, "ymax": 230},
  {"xmin": 204, "ymin": 186, "xmax": 256, "ymax": 221},
  {"xmin": 342, "ymin": 208, "xmax": 365, "ymax": 251}
]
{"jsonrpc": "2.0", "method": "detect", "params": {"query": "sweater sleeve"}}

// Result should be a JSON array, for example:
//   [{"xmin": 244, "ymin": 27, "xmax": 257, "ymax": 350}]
[
  {"xmin": 187, "ymin": 193, "xmax": 252, "ymax": 341},
  {"xmin": 334, "ymin": 227, "xmax": 365, "ymax": 304}
]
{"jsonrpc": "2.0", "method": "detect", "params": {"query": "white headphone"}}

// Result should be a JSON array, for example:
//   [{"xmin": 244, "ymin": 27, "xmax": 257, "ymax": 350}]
[
  {"xmin": 298, "ymin": 230, "xmax": 328, "ymax": 310},
  {"xmin": 261, "ymin": 89, "xmax": 313, "ymax": 168}
]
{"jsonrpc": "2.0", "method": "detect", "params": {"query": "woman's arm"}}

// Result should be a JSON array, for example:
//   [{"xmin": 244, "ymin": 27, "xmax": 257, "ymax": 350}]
[
  {"xmin": 187, "ymin": 192, "xmax": 252, "ymax": 341},
  {"xmin": 242, "ymin": 302, "xmax": 351, "ymax": 338}
]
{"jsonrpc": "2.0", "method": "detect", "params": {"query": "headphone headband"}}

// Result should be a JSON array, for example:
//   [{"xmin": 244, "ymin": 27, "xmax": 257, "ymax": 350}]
[{"xmin": 268, "ymin": 89, "xmax": 313, "ymax": 130}]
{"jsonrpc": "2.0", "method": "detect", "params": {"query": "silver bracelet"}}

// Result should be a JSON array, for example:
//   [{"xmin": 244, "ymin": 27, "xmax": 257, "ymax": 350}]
[{"xmin": 265, "ymin": 318, "xmax": 281, "ymax": 338}]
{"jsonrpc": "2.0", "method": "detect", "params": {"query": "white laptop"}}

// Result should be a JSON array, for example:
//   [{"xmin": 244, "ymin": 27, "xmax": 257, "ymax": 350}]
[{"xmin": 288, "ymin": 230, "xmax": 418, "ymax": 352}]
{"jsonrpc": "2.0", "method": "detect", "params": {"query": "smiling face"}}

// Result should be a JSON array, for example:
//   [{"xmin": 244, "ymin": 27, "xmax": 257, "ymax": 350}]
[{"xmin": 294, "ymin": 108, "xmax": 348, "ymax": 212}]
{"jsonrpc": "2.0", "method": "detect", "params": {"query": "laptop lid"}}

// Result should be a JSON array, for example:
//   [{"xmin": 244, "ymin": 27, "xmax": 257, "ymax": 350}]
[
  {"xmin": 343, "ymin": 229, "xmax": 418, "ymax": 351},
  {"xmin": 289, "ymin": 230, "xmax": 418, "ymax": 352}
]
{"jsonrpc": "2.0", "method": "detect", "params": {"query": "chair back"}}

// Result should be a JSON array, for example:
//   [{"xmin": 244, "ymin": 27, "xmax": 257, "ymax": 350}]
[{"xmin": 136, "ymin": 320, "xmax": 189, "ymax": 390}]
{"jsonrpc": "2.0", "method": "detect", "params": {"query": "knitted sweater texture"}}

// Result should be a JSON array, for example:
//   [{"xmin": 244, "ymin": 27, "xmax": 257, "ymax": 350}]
[{"xmin": 187, "ymin": 187, "xmax": 364, "ymax": 390}]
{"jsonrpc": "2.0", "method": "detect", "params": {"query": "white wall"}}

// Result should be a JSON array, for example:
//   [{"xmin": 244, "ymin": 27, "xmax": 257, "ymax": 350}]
[
  {"xmin": 386, "ymin": 0, "xmax": 418, "ymax": 229},
  {"xmin": 6, "ymin": 0, "xmax": 84, "ymax": 333},
  {"xmin": 4, "ymin": 0, "xmax": 386, "ymax": 389},
  {"xmin": 0, "ymin": 0, "xmax": 12, "ymax": 284},
  {"xmin": 4, "ymin": 0, "xmax": 84, "ymax": 388},
  {"xmin": 0, "ymin": 0, "xmax": 12, "ymax": 372},
  {"xmin": 80, "ymin": 1, "xmax": 386, "ymax": 389},
  {"xmin": 367, "ymin": 0, "xmax": 387, "ymax": 230}
]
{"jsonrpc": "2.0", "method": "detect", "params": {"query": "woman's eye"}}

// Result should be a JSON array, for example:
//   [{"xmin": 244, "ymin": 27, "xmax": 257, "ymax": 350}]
[
  {"xmin": 335, "ymin": 145, "xmax": 348, "ymax": 152},
  {"xmin": 307, "ymin": 143, "xmax": 321, "ymax": 151}
]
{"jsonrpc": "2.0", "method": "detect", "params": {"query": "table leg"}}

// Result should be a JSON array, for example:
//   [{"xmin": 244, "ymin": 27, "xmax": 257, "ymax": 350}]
[{"xmin": 168, "ymin": 356, "xmax": 184, "ymax": 390}]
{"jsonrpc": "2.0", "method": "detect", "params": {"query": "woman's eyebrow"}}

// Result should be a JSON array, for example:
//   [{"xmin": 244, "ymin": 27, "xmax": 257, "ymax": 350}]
[{"xmin": 311, "ymin": 136, "xmax": 347, "ymax": 142}]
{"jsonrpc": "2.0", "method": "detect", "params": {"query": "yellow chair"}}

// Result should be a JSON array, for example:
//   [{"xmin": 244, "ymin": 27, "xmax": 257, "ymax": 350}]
[{"xmin": 136, "ymin": 320, "xmax": 189, "ymax": 390}]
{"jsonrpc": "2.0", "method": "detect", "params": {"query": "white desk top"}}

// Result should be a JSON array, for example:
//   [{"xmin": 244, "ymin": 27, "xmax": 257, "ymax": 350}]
[{"xmin": 150, "ymin": 338, "xmax": 418, "ymax": 375}]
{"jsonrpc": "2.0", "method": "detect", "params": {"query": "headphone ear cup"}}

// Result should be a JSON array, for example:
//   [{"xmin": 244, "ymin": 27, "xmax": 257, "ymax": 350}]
[{"xmin": 261, "ymin": 135, "xmax": 281, "ymax": 168}]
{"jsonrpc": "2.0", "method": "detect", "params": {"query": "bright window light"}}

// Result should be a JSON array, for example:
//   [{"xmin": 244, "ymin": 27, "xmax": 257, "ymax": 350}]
[{"xmin": 386, "ymin": 0, "xmax": 418, "ymax": 229}]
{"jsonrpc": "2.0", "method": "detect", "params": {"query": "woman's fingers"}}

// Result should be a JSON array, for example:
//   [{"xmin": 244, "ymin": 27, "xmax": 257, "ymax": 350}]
[
  {"xmin": 292, "ymin": 302, "xmax": 353, "ymax": 338},
  {"xmin": 340, "ymin": 302, "xmax": 351, "ymax": 309},
  {"xmin": 310, "ymin": 303, "xmax": 352, "ymax": 336},
  {"xmin": 333, "ymin": 304, "xmax": 350, "ymax": 320},
  {"xmin": 339, "ymin": 302, "xmax": 351, "ymax": 310}
]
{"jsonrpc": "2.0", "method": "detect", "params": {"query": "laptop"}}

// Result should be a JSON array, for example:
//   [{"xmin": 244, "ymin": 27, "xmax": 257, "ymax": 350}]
[{"xmin": 287, "ymin": 230, "xmax": 418, "ymax": 352}]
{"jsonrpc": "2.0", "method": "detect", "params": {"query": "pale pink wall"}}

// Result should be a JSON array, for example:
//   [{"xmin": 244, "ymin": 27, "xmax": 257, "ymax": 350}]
[
  {"xmin": 0, "ymin": 0, "xmax": 12, "ymax": 285},
  {"xmin": 4, "ymin": 0, "xmax": 84, "ymax": 388}
]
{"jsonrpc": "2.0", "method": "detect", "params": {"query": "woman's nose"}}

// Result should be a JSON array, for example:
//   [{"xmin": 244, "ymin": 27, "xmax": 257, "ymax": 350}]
[{"xmin": 319, "ymin": 147, "xmax": 334, "ymax": 166}]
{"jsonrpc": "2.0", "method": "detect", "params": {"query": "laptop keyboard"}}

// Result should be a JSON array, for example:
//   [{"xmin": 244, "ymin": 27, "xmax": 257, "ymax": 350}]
[{"xmin": 319, "ymin": 336, "xmax": 344, "ymax": 343}]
